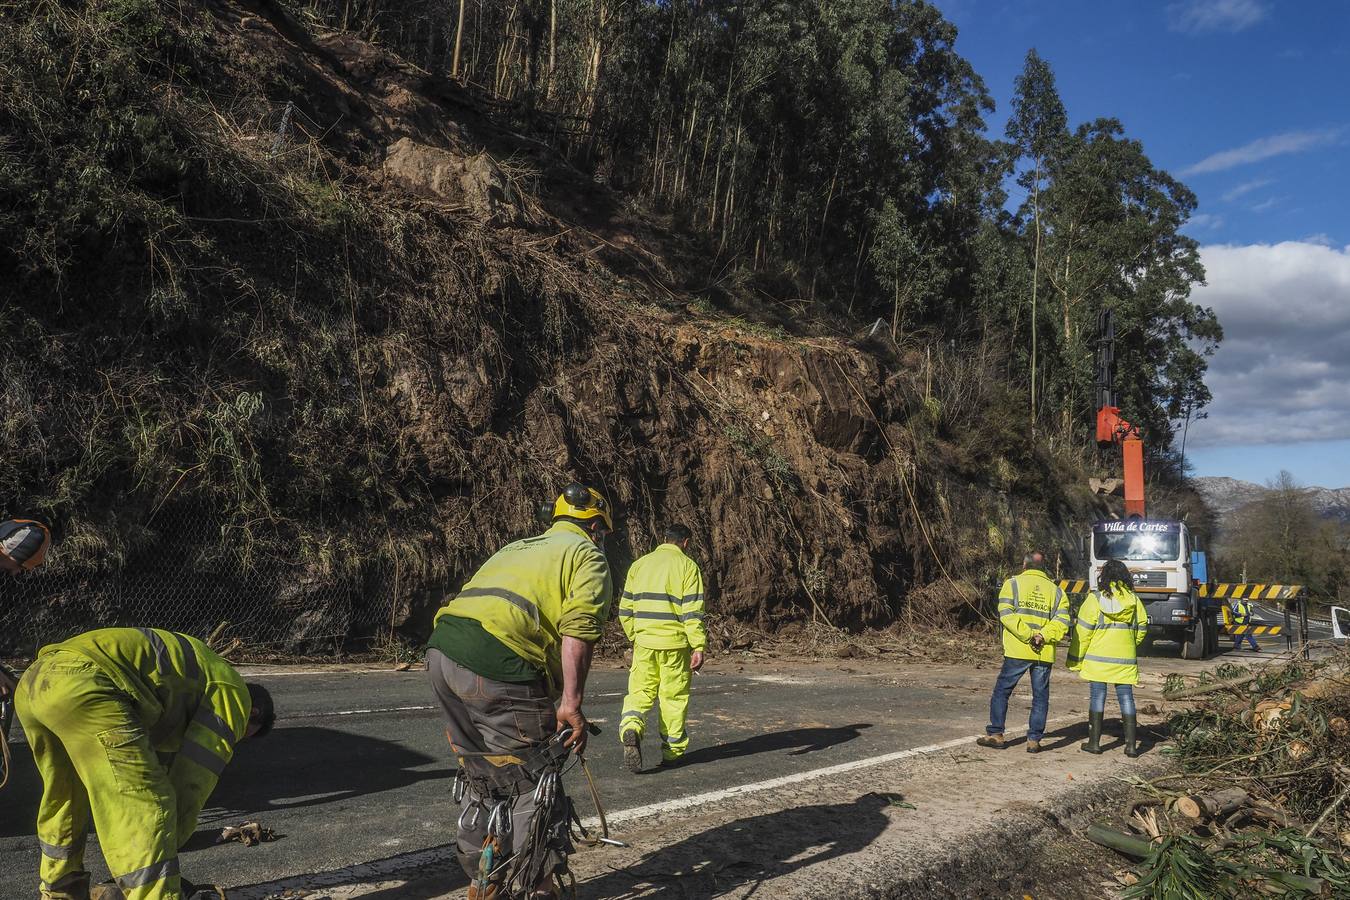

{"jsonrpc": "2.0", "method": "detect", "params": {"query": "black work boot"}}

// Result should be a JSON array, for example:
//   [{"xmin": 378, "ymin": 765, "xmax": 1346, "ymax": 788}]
[
  {"xmin": 1080, "ymin": 711, "xmax": 1104, "ymax": 754},
  {"xmin": 621, "ymin": 728, "xmax": 643, "ymax": 773},
  {"xmin": 1123, "ymin": 713, "xmax": 1141, "ymax": 758}
]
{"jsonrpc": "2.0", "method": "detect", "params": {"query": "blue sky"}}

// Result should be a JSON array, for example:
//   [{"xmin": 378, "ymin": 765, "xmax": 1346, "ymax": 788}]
[{"xmin": 935, "ymin": 0, "xmax": 1350, "ymax": 489}]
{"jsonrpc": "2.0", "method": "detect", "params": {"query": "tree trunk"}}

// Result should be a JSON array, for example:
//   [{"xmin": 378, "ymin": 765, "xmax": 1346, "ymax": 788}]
[
  {"xmin": 1030, "ymin": 157, "xmax": 1042, "ymax": 427},
  {"xmin": 1175, "ymin": 789, "xmax": 1250, "ymax": 822},
  {"xmin": 452, "ymin": 0, "xmax": 466, "ymax": 78},
  {"xmin": 545, "ymin": 0, "xmax": 556, "ymax": 99}
]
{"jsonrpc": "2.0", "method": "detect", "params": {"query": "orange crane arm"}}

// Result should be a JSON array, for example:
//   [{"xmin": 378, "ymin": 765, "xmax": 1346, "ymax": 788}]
[{"xmin": 1096, "ymin": 405, "xmax": 1145, "ymax": 518}]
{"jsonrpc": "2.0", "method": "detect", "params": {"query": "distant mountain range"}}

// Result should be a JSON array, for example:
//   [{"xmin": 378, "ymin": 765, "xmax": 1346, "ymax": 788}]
[{"xmin": 1195, "ymin": 476, "xmax": 1350, "ymax": 523}]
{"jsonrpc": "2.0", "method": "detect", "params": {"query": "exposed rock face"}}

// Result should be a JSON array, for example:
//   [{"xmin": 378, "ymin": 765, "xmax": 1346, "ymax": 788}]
[
  {"xmin": 383, "ymin": 138, "xmax": 528, "ymax": 226},
  {"xmin": 1196, "ymin": 476, "xmax": 1350, "ymax": 523}
]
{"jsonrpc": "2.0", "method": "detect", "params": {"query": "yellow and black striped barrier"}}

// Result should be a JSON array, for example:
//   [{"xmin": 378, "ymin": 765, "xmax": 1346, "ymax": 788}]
[
  {"xmin": 1200, "ymin": 583, "xmax": 1302, "ymax": 601},
  {"xmin": 1057, "ymin": 580, "xmax": 1090, "ymax": 594},
  {"xmin": 1220, "ymin": 605, "xmax": 1282, "ymax": 636}
]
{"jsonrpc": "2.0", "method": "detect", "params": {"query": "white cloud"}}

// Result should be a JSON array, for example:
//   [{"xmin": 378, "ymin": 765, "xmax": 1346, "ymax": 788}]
[
  {"xmin": 1181, "ymin": 129, "xmax": 1342, "ymax": 176},
  {"xmin": 1186, "ymin": 241, "xmax": 1350, "ymax": 447},
  {"xmin": 1250, "ymin": 196, "xmax": 1283, "ymax": 213},
  {"xmin": 1221, "ymin": 178, "xmax": 1273, "ymax": 202},
  {"xmin": 1168, "ymin": 0, "xmax": 1270, "ymax": 33},
  {"xmin": 1187, "ymin": 212, "xmax": 1225, "ymax": 230}
]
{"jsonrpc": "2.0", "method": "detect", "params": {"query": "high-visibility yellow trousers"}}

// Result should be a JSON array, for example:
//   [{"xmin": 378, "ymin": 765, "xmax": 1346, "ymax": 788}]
[
  {"xmin": 618, "ymin": 646, "xmax": 692, "ymax": 761},
  {"xmin": 16, "ymin": 650, "xmax": 183, "ymax": 900}
]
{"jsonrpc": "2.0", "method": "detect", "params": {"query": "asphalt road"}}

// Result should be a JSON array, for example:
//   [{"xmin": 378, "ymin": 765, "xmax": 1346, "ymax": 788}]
[
  {"xmin": 1249, "ymin": 601, "xmax": 1335, "ymax": 642},
  {"xmin": 0, "ymin": 637, "xmax": 1328, "ymax": 897},
  {"xmin": 0, "ymin": 662, "xmax": 987, "ymax": 897}
]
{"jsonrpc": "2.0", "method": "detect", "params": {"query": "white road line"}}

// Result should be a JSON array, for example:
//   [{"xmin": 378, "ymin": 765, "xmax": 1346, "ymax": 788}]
[
  {"xmin": 587, "ymin": 713, "xmax": 1082, "ymax": 828},
  {"xmin": 282, "ymin": 705, "xmax": 437, "ymax": 720},
  {"xmin": 236, "ymin": 715, "xmax": 1082, "ymax": 896},
  {"xmin": 239, "ymin": 668, "xmax": 413, "ymax": 677}
]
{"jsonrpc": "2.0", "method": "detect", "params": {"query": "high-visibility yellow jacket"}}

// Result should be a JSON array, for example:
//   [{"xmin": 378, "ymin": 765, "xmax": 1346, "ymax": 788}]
[
  {"xmin": 998, "ymin": 568, "xmax": 1070, "ymax": 663},
  {"xmin": 434, "ymin": 521, "xmax": 612, "ymax": 691},
  {"xmin": 1232, "ymin": 600, "xmax": 1253, "ymax": 623},
  {"xmin": 37, "ymin": 627, "xmax": 251, "ymax": 845},
  {"xmin": 618, "ymin": 543, "xmax": 706, "ymax": 651},
  {"xmin": 1068, "ymin": 586, "xmax": 1149, "ymax": 685}
]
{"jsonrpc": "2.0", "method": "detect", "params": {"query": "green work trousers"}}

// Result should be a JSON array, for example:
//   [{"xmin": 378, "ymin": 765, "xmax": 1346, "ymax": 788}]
[
  {"xmin": 619, "ymin": 645, "xmax": 693, "ymax": 761},
  {"xmin": 16, "ymin": 650, "xmax": 183, "ymax": 900}
]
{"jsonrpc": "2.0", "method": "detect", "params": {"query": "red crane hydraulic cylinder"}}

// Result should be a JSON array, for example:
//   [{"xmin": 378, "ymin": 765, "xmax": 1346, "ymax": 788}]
[{"xmin": 1123, "ymin": 436, "xmax": 1145, "ymax": 518}]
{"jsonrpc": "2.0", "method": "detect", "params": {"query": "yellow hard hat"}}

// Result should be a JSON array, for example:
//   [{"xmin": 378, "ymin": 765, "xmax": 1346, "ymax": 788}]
[{"xmin": 552, "ymin": 483, "xmax": 613, "ymax": 531}]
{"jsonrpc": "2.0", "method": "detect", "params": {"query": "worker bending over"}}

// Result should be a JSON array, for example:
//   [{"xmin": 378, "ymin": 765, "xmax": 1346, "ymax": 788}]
[
  {"xmin": 618, "ymin": 524, "xmax": 707, "ymax": 771},
  {"xmin": 0, "ymin": 518, "xmax": 52, "ymax": 703},
  {"xmin": 977, "ymin": 551, "xmax": 1070, "ymax": 754},
  {"xmin": 17, "ymin": 627, "xmax": 274, "ymax": 900},
  {"xmin": 425, "ymin": 483, "xmax": 613, "ymax": 898}
]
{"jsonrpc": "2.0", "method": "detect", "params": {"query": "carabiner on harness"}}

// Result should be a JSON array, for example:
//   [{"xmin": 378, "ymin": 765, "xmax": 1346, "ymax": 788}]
[
  {"xmin": 458, "ymin": 798, "xmax": 485, "ymax": 831},
  {"xmin": 486, "ymin": 800, "xmax": 513, "ymax": 838}
]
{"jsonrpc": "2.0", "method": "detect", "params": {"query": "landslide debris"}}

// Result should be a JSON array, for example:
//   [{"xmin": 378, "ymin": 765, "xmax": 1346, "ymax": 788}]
[{"xmin": 1, "ymin": 0, "xmax": 1104, "ymax": 650}]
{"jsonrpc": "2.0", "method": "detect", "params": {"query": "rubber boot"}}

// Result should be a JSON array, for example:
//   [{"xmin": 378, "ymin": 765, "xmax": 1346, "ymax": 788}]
[
  {"xmin": 1123, "ymin": 713, "xmax": 1140, "ymax": 758},
  {"xmin": 1080, "ymin": 711, "xmax": 1104, "ymax": 754},
  {"xmin": 40, "ymin": 871, "xmax": 91, "ymax": 900}
]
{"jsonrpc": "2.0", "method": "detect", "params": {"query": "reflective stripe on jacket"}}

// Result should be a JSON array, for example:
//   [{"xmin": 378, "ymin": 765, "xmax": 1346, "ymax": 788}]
[
  {"xmin": 998, "ymin": 568, "xmax": 1070, "ymax": 662},
  {"xmin": 618, "ymin": 543, "xmax": 706, "ymax": 651},
  {"xmin": 1067, "ymin": 586, "xmax": 1149, "ymax": 685},
  {"xmin": 1232, "ymin": 600, "xmax": 1252, "ymax": 623},
  {"xmin": 36, "ymin": 627, "xmax": 251, "ymax": 845},
  {"xmin": 433, "ymin": 520, "xmax": 613, "ymax": 691}
]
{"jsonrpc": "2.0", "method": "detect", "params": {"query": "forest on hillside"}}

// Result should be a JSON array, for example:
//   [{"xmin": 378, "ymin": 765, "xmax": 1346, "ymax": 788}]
[
  {"xmin": 302, "ymin": 0, "xmax": 1223, "ymax": 448},
  {"xmin": 0, "ymin": 0, "xmax": 1224, "ymax": 647}
]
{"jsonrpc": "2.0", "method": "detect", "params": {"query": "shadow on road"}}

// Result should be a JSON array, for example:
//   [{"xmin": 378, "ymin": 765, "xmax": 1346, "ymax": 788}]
[
  {"xmin": 1005, "ymin": 719, "xmax": 1168, "ymax": 757},
  {"xmin": 652, "ymin": 723, "xmax": 873, "ymax": 771},
  {"xmin": 577, "ymin": 792, "xmax": 900, "ymax": 899},
  {"xmin": 210, "ymin": 724, "xmax": 449, "ymax": 813}
]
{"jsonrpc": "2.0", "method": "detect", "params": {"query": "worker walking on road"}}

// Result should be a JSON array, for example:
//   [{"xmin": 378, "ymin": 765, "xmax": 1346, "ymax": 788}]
[
  {"xmin": 618, "ymin": 524, "xmax": 706, "ymax": 772},
  {"xmin": 16, "ymin": 627, "xmax": 275, "ymax": 900},
  {"xmin": 977, "ymin": 551, "xmax": 1070, "ymax": 754},
  {"xmin": 425, "ymin": 483, "xmax": 613, "ymax": 898},
  {"xmin": 1230, "ymin": 599, "xmax": 1261, "ymax": 652},
  {"xmin": 1070, "ymin": 558, "xmax": 1149, "ymax": 758}
]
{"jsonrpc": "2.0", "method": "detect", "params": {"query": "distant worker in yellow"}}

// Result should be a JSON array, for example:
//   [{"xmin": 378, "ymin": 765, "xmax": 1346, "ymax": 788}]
[
  {"xmin": 977, "ymin": 551, "xmax": 1070, "ymax": 754},
  {"xmin": 16, "ymin": 627, "xmax": 275, "ymax": 900},
  {"xmin": 425, "ymin": 482, "xmax": 613, "ymax": 896},
  {"xmin": 618, "ymin": 524, "xmax": 707, "ymax": 771},
  {"xmin": 1070, "ymin": 558, "xmax": 1149, "ymax": 757},
  {"xmin": 1230, "ymin": 598, "xmax": 1261, "ymax": 652}
]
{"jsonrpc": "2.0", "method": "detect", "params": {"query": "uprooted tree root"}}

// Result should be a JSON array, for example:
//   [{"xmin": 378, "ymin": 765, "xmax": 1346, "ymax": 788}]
[{"xmin": 1086, "ymin": 645, "xmax": 1350, "ymax": 898}]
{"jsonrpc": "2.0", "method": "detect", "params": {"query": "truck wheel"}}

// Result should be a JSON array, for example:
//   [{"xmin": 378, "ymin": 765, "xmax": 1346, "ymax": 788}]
[{"xmin": 1182, "ymin": 615, "xmax": 1209, "ymax": 660}]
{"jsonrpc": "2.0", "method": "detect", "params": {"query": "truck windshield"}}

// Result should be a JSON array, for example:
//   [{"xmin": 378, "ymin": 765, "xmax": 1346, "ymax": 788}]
[{"xmin": 1094, "ymin": 531, "xmax": 1181, "ymax": 562}]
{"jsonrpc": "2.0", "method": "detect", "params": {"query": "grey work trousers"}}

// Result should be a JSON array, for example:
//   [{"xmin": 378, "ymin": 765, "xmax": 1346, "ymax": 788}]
[{"xmin": 426, "ymin": 648, "xmax": 560, "ymax": 879}]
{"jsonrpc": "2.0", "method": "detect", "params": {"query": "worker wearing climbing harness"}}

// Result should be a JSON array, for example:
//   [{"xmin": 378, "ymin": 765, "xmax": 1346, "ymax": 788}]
[
  {"xmin": 15, "ymin": 627, "xmax": 275, "ymax": 900},
  {"xmin": 618, "ymin": 523, "xmax": 706, "ymax": 772},
  {"xmin": 1230, "ymin": 598, "xmax": 1261, "ymax": 652},
  {"xmin": 1069, "ymin": 558, "xmax": 1149, "ymax": 757},
  {"xmin": 426, "ymin": 482, "xmax": 613, "ymax": 898},
  {"xmin": 977, "ymin": 551, "xmax": 1071, "ymax": 754}
]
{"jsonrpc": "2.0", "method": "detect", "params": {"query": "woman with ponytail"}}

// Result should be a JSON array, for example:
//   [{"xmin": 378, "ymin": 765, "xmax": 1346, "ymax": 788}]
[{"xmin": 1068, "ymin": 558, "xmax": 1149, "ymax": 757}]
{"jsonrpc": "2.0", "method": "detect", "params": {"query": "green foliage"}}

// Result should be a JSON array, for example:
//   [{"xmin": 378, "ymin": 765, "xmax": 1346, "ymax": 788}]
[
  {"xmin": 1124, "ymin": 834, "xmax": 1240, "ymax": 900},
  {"xmin": 1216, "ymin": 472, "xmax": 1350, "ymax": 601}
]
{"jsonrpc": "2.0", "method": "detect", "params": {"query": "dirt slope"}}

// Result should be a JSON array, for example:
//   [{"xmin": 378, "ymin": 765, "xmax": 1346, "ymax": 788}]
[{"xmin": 2, "ymin": 0, "xmax": 1106, "ymax": 647}]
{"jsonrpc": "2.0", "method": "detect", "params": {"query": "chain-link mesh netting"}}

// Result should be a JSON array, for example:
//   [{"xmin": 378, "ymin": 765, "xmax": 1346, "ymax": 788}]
[{"xmin": 1, "ymin": 505, "xmax": 402, "ymax": 658}]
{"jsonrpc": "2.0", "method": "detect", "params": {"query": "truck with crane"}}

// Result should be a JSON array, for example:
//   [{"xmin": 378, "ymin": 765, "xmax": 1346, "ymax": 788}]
[{"xmin": 1058, "ymin": 310, "xmax": 1300, "ymax": 659}]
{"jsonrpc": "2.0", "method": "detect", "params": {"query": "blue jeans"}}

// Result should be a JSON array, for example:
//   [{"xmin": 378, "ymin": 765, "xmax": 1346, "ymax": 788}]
[
  {"xmin": 987, "ymin": 657, "xmax": 1052, "ymax": 741},
  {"xmin": 1233, "ymin": 630, "xmax": 1260, "ymax": 650},
  {"xmin": 1089, "ymin": 681, "xmax": 1136, "ymax": 715}
]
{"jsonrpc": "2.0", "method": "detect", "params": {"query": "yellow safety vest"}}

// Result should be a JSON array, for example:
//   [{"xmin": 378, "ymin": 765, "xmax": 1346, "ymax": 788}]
[
  {"xmin": 998, "ymin": 568, "xmax": 1070, "ymax": 662},
  {"xmin": 1232, "ymin": 600, "xmax": 1252, "ymax": 623},
  {"xmin": 36, "ymin": 627, "xmax": 251, "ymax": 839},
  {"xmin": 1067, "ymin": 587, "xmax": 1149, "ymax": 685},
  {"xmin": 618, "ymin": 543, "xmax": 707, "ymax": 651},
  {"xmin": 434, "ymin": 521, "xmax": 612, "ymax": 690}
]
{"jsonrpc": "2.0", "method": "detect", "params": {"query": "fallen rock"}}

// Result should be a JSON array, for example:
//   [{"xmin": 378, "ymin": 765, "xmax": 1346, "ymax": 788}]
[{"xmin": 383, "ymin": 138, "xmax": 529, "ymax": 226}]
